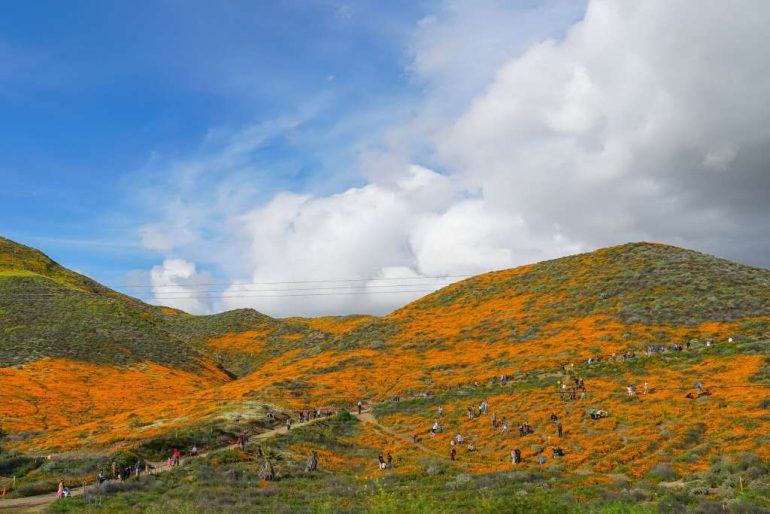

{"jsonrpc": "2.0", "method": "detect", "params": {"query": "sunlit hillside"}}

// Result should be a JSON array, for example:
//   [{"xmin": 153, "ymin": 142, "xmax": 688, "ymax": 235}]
[{"xmin": 1, "ymin": 238, "xmax": 768, "ymax": 512}]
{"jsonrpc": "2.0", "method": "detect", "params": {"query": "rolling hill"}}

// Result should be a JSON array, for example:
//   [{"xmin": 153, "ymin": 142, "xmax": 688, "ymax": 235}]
[{"xmin": 0, "ymin": 238, "xmax": 768, "ymax": 512}]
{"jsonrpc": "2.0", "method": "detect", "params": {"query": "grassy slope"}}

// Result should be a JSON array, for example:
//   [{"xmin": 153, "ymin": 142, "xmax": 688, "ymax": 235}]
[
  {"xmin": 1, "ymin": 240, "xmax": 769, "ymax": 511},
  {"xmin": 0, "ymin": 237, "xmax": 208, "ymax": 370}
]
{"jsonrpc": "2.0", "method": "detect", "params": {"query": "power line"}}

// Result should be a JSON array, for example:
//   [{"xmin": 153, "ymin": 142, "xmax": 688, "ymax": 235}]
[
  {"xmin": 113, "ymin": 274, "xmax": 475, "ymax": 289},
  {"xmin": 0, "ymin": 288, "xmax": 442, "ymax": 300},
  {"xmin": 112, "ymin": 282, "xmax": 458, "ymax": 294}
]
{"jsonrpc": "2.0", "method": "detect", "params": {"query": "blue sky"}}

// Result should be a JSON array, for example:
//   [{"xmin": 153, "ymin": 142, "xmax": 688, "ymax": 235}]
[
  {"xmin": 0, "ymin": 0, "xmax": 432, "ymax": 281},
  {"xmin": 5, "ymin": 1, "xmax": 766, "ymax": 317}
]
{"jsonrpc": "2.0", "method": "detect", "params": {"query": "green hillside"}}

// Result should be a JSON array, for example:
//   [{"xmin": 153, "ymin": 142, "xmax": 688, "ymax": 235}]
[
  {"xmin": 397, "ymin": 242, "xmax": 770, "ymax": 326},
  {"xmin": 0, "ymin": 237, "xmax": 326, "ymax": 376},
  {"xmin": 0, "ymin": 237, "xmax": 222, "ymax": 371}
]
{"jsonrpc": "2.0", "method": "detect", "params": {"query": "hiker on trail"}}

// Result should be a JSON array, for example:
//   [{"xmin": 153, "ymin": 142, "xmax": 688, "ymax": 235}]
[
  {"xmin": 518, "ymin": 424, "xmax": 525, "ymax": 437},
  {"xmin": 455, "ymin": 433, "xmax": 463, "ymax": 445},
  {"xmin": 286, "ymin": 417, "xmax": 292, "ymax": 431},
  {"xmin": 57, "ymin": 480, "xmax": 64, "ymax": 499},
  {"xmin": 98, "ymin": 471, "xmax": 106, "ymax": 484},
  {"xmin": 134, "ymin": 460, "xmax": 142, "ymax": 477},
  {"xmin": 467, "ymin": 406, "xmax": 474, "ymax": 419},
  {"xmin": 191, "ymin": 444, "xmax": 198, "ymax": 456},
  {"xmin": 438, "ymin": 406, "xmax": 444, "ymax": 417},
  {"xmin": 387, "ymin": 452, "xmax": 393, "ymax": 470},
  {"xmin": 643, "ymin": 382, "xmax": 649, "ymax": 394},
  {"xmin": 172, "ymin": 448, "xmax": 181, "ymax": 466},
  {"xmin": 378, "ymin": 453, "xmax": 386, "ymax": 470},
  {"xmin": 557, "ymin": 421, "xmax": 563, "ymax": 438},
  {"xmin": 492, "ymin": 412, "xmax": 498, "ymax": 428},
  {"xmin": 501, "ymin": 419, "xmax": 509, "ymax": 434},
  {"xmin": 511, "ymin": 448, "xmax": 521, "ymax": 464},
  {"xmin": 357, "ymin": 401, "xmax": 363, "ymax": 415},
  {"xmin": 589, "ymin": 408, "xmax": 596, "ymax": 420},
  {"xmin": 449, "ymin": 447, "xmax": 456, "ymax": 461}
]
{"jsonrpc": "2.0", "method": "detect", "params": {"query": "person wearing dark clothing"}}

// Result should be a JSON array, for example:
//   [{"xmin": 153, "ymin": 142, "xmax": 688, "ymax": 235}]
[{"xmin": 557, "ymin": 421, "xmax": 563, "ymax": 438}]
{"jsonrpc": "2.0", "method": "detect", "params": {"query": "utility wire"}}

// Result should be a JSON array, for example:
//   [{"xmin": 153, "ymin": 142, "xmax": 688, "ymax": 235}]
[
  {"xmin": 0, "ymin": 288, "xmax": 442, "ymax": 300},
  {"xmin": 114, "ymin": 274, "xmax": 475, "ymax": 289}
]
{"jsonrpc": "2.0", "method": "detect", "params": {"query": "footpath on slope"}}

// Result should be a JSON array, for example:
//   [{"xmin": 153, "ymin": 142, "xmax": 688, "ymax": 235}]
[{"xmin": 0, "ymin": 413, "xmax": 337, "ymax": 513}]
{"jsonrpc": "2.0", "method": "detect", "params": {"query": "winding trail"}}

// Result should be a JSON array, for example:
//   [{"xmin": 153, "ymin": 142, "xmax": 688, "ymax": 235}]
[{"xmin": 0, "ymin": 413, "xmax": 337, "ymax": 513}]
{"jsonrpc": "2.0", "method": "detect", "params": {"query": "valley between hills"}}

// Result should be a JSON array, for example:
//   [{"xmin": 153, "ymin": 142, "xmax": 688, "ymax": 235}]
[{"xmin": 0, "ymin": 236, "xmax": 768, "ymax": 513}]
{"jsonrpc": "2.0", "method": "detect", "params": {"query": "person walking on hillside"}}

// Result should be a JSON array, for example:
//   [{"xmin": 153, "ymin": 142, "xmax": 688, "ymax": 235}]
[
  {"xmin": 511, "ymin": 448, "xmax": 521, "ymax": 464},
  {"xmin": 643, "ymin": 382, "xmax": 649, "ymax": 394},
  {"xmin": 557, "ymin": 421, "xmax": 563, "ymax": 438},
  {"xmin": 172, "ymin": 448, "xmax": 181, "ymax": 466},
  {"xmin": 57, "ymin": 480, "xmax": 64, "ymax": 499},
  {"xmin": 449, "ymin": 447, "xmax": 456, "ymax": 461},
  {"xmin": 491, "ymin": 412, "xmax": 498, "ymax": 428},
  {"xmin": 386, "ymin": 452, "xmax": 393, "ymax": 470},
  {"xmin": 357, "ymin": 401, "xmax": 363, "ymax": 415},
  {"xmin": 286, "ymin": 417, "xmax": 292, "ymax": 431},
  {"xmin": 378, "ymin": 453, "xmax": 385, "ymax": 470}
]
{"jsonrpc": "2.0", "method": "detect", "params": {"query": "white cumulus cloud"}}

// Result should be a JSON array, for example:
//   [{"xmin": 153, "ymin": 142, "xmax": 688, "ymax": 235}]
[{"xmin": 137, "ymin": 0, "xmax": 770, "ymax": 316}]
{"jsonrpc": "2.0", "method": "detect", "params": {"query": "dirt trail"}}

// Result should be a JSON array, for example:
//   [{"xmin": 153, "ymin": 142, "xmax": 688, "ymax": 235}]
[
  {"xmin": 355, "ymin": 412, "xmax": 442, "ymax": 457},
  {"xmin": 0, "ymin": 409, "xmax": 462, "ymax": 512},
  {"xmin": 0, "ymin": 414, "xmax": 333, "ymax": 513}
]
